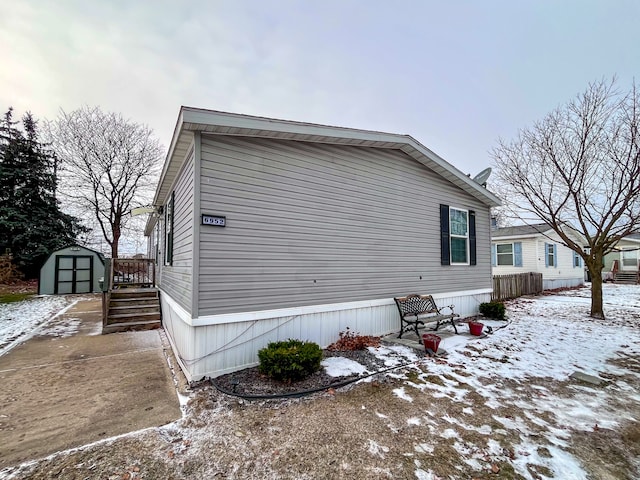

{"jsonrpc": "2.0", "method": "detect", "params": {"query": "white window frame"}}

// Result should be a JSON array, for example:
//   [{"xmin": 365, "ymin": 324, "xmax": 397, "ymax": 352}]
[
  {"xmin": 496, "ymin": 243, "xmax": 514, "ymax": 266},
  {"xmin": 449, "ymin": 207, "xmax": 469, "ymax": 265},
  {"xmin": 546, "ymin": 243, "xmax": 555, "ymax": 268},
  {"xmin": 621, "ymin": 249, "xmax": 637, "ymax": 268}
]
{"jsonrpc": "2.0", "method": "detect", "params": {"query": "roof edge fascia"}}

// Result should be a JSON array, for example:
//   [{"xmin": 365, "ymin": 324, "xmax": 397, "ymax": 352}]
[
  {"xmin": 492, "ymin": 229, "xmax": 587, "ymax": 245},
  {"xmin": 144, "ymin": 215, "xmax": 158, "ymax": 237},
  {"xmin": 153, "ymin": 108, "xmax": 185, "ymax": 206},
  {"xmin": 491, "ymin": 230, "xmax": 553, "ymax": 241}
]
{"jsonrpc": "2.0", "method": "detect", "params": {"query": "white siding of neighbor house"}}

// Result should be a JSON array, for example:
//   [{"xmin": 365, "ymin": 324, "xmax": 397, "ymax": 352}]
[
  {"xmin": 492, "ymin": 231, "xmax": 584, "ymax": 289},
  {"xmin": 157, "ymin": 147, "xmax": 195, "ymax": 314},
  {"xmin": 603, "ymin": 239, "xmax": 640, "ymax": 273},
  {"xmin": 197, "ymin": 135, "xmax": 493, "ymax": 316},
  {"xmin": 491, "ymin": 237, "xmax": 538, "ymax": 275}
]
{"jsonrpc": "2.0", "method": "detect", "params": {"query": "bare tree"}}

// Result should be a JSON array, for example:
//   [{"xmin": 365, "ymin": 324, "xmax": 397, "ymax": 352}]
[
  {"xmin": 48, "ymin": 106, "xmax": 163, "ymax": 258},
  {"xmin": 492, "ymin": 78, "xmax": 640, "ymax": 319}
]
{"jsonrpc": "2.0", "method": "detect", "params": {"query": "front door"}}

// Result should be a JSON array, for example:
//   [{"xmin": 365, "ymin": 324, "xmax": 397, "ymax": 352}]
[
  {"xmin": 620, "ymin": 249, "xmax": 639, "ymax": 271},
  {"xmin": 55, "ymin": 256, "xmax": 93, "ymax": 294}
]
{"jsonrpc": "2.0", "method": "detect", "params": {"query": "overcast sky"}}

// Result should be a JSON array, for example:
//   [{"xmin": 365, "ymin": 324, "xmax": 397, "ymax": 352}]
[{"xmin": 1, "ymin": 0, "xmax": 638, "ymax": 177}]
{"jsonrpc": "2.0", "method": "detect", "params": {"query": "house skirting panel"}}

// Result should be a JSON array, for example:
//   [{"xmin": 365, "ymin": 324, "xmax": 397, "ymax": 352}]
[
  {"xmin": 543, "ymin": 278, "xmax": 584, "ymax": 290},
  {"xmin": 159, "ymin": 288, "xmax": 492, "ymax": 380}
]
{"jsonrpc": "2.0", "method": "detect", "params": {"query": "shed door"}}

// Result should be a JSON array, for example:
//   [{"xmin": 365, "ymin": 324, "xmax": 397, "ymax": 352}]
[{"xmin": 55, "ymin": 256, "xmax": 93, "ymax": 294}]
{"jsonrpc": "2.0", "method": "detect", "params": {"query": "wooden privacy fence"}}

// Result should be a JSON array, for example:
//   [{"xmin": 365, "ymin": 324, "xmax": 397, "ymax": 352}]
[{"xmin": 492, "ymin": 272, "xmax": 543, "ymax": 301}]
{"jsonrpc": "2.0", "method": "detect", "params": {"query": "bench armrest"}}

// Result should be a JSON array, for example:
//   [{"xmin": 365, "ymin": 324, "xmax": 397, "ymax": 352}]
[{"xmin": 440, "ymin": 304, "xmax": 458, "ymax": 316}]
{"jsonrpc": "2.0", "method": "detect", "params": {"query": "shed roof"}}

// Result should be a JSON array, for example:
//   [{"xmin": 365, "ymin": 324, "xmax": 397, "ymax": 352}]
[
  {"xmin": 146, "ymin": 107, "xmax": 502, "ymax": 235},
  {"xmin": 44, "ymin": 244, "xmax": 106, "ymax": 264}
]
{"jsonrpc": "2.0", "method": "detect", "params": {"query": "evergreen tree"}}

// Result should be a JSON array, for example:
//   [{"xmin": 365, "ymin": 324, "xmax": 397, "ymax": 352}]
[{"xmin": 0, "ymin": 108, "xmax": 86, "ymax": 278}]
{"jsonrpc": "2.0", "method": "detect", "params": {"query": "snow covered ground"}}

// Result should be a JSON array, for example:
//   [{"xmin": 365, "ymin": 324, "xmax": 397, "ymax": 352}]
[
  {"xmin": 287, "ymin": 283, "xmax": 640, "ymax": 479},
  {"xmin": 383, "ymin": 285, "xmax": 640, "ymax": 479},
  {"xmin": 316, "ymin": 283, "xmax": 639, "ymax": 479}
]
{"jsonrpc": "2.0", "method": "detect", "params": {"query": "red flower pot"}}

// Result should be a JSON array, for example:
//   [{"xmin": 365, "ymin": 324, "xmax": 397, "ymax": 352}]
[
  {"xmin": 422, "ymin": 333, "xmax": 442, "ymax": 353},
  {"xmin": 469, "ymin": 321, "xmax": 484, "ymax": 336}
]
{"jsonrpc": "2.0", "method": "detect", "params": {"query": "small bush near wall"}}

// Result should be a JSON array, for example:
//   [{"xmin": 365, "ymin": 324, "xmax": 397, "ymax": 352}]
[
  {"xmin": 258, "ymin": 339, "xmax": 323, "ymax": 382},
  {"xmin": 327, "ymin": 328, "xmax": 381, "ymax": 351},
  {"xmin": 479, "ymin": 301, "xmax": 506, "ymax": 320}
]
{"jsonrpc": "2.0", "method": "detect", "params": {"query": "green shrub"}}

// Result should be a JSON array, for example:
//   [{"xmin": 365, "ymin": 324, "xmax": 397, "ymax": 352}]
[
  {"xmin": 479, "ymin": 301, "xmax": 506, "ymax": 320},
  {"xmin": 258, "ymin": 339, "xmax": 323, "ymax": 382}
]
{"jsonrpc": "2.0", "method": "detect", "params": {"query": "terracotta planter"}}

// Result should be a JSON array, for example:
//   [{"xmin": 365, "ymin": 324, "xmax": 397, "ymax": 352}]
[
  {"xmin": 468, "ymin": 321, "xmax": 484, "ymax": 336},
  {"xmin": 422, "ymin": 333, "xmax": 442, "ymax": 353}
]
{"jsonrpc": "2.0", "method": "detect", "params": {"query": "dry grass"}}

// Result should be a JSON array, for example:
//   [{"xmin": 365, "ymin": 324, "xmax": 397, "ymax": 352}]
[
  {"xmin": 0, "ymin": 280, "xmax": 37, "ymax": 303},
  {"xmin": 5, "ymin": 354, "xmax": 639, "ymax": 480}
]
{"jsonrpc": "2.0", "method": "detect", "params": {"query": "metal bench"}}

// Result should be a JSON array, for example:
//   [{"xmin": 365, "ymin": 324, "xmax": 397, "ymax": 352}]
[{"xmin": 394, "ymin": 294, "xmax": 460, "ymax": 338}]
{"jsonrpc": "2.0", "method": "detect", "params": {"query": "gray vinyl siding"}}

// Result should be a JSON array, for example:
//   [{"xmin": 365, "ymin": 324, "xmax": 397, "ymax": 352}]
[
  {"xmin": 159, "ymin": 150, "xmax": 195, "ymax": 314},
  {"xmin": 198, "ymin": 135, "xmax": 492, "ymax": 315}
]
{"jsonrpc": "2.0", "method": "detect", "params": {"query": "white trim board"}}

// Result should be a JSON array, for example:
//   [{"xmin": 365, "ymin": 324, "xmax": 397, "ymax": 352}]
[{"xmin": 159, "ymin": 288, "xmax": 493, "ymax": 327}]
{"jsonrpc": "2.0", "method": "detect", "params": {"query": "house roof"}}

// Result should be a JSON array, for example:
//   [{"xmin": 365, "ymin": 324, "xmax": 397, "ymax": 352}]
[
  {"xmin": 146, "ymin": 107, "xmax": 502, "ymax": 235},
  {"xmin": 491, "ymin": 223, "xmax": 552, "ymax": 239},
  {"xmin": 492, "ymin": 223, "xmax": 588, "ymax": 248}
]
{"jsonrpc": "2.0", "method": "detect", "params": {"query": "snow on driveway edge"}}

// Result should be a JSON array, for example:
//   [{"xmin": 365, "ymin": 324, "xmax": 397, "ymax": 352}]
[{"xmin": 0, "ymin": 297, "xmax": 80, "ymax": 357}]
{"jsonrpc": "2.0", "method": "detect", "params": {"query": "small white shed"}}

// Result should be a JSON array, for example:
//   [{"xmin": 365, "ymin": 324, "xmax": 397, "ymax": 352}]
[{"xmin": 38, "ymin": 245, "xmax": 105, "ymax": 295}]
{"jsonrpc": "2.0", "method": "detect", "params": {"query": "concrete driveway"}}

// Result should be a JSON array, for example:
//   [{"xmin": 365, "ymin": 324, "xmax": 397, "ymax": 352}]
[{"xmin": 0, "ymin": 295, "xmax": 181, "ymax": 469}]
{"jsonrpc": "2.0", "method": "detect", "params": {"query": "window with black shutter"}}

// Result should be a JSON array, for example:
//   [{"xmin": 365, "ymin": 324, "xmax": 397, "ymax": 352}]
[
  {"xmin": 440, "ymin": 204, "xmax": 476, "ymax": 266},
  {"xmin": 165, "ymin": 192, "xmax": 174, "ymax": 266}
]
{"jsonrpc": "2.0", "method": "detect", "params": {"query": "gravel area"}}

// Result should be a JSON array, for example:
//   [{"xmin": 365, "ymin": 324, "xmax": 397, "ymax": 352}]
[{"xmin": 212, "ymin": 349, "xmax": 398, "ymax": 397}]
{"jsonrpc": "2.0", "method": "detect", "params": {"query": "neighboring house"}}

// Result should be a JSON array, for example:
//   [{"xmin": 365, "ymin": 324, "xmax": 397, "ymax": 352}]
[
  {"xmin": 603, "ymin": 233, "xmax": 640, "ymax": 283},
  {"xmin": 491, "ymin": 223, "xmax": 585, "ymax": 290},
  {"xmin": 145, "ymin": 107, "xmax": 501, "ymax": 380}
]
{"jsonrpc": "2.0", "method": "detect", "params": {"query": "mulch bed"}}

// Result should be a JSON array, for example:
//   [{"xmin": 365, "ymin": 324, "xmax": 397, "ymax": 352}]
[{"xmin": 212, "ymin": 349, "xmax": 395, "ymax": 398}]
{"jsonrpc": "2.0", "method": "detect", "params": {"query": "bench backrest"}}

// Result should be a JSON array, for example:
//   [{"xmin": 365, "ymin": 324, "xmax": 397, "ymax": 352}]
[{"xmin": 394, "ymin": 294, "xmax": 439, "ymax": 316}]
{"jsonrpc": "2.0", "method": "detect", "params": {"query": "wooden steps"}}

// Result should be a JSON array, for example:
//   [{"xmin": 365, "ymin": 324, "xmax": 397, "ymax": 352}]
[
  {"xmin": 103, "ymin": 288, "xmax": 161, "ymax": 334},
  {"xmin": 614, "ymin": 272, "xmax": 639, "ymax": 284}
]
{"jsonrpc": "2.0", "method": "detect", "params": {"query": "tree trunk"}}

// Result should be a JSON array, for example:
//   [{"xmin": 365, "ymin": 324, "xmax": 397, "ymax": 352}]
[
  {"xmin": 588, "ymin": 249, "xmax": 605, "ymax": 319},
  {"xmin": 590, "ymin": 272, "xmax": 605, "ymax": 319},
  {"xmin": 111, "ymin": 228, "xmax": 120, "ymax": 259}
]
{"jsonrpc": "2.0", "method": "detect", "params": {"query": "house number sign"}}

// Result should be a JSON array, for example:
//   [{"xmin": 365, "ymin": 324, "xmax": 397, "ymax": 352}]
[{"xmin": 202, "ymin": 214, "xmax": 226, "ymax": 227}]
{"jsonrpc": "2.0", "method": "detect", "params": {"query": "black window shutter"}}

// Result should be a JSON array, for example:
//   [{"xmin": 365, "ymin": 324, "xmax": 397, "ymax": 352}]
[
  {"xmin": 440, "ymin": 204, "xmax": 450, "ymax": 265},
  {"xmin": 469, "ymin": 210, "xmax": 476, "ymax": 266},
  {"xmin": 169, "ymin": 191, "xmax": 174, "ymax": 266},
  {"xmin": 166, "ymin": 191, "xmax": 174, "ymax": 266}
]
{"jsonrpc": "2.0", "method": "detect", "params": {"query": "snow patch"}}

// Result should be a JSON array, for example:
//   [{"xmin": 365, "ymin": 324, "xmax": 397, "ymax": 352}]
[
  {"xmin": 0, "ymin": 296, "xmax": 76, "ymax": 355},
  {"xmin": 367, "ymin": 439, "xmax": 389, "ymax": 458},
  {"xmin": 321, "ymin": 356, "xmax": 367, "ymax": 377},
  {"xmin": 39, "ymin": 318, "xmax": 82, "ymax": 338},
  {"xmin": 440, "ymin": 428, "xmax": 459, "ymax": 439},
  {"xmin": 414, "ymin": 443, "xmax": 434, "ymax": 454},
  {"xmin": 393, "ymin": 387, "xmax": 413, "ymax": 402}
]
